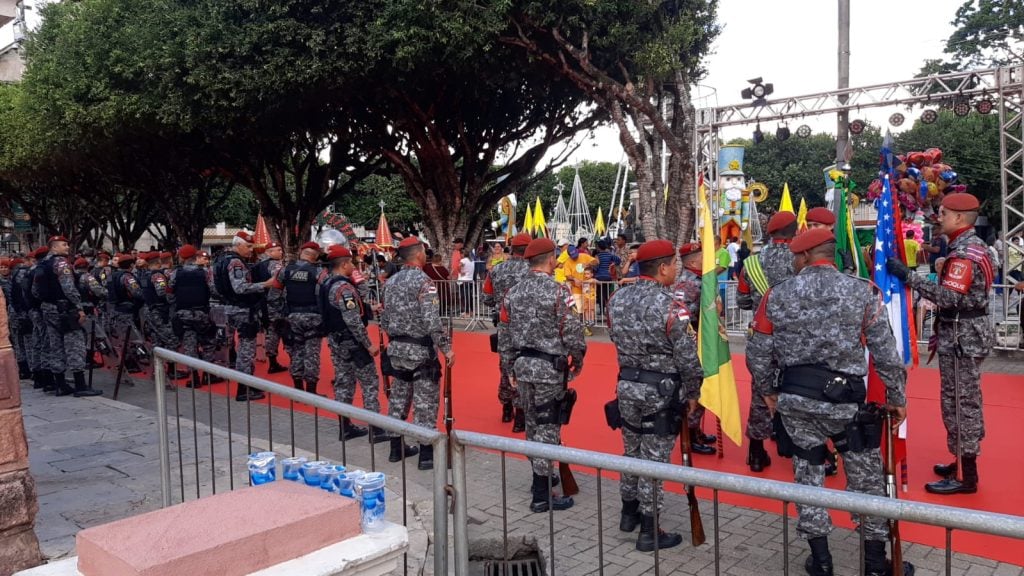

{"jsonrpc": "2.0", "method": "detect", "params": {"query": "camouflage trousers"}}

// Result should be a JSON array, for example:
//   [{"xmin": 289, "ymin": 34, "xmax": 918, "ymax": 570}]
[
  {"xmin": 617, "ymin": 379, "xmax": 678, "ymax": 515},
  {"xmin": 176, "ymin": 309, "xmax": 217, "ymax": 364},
  {"xmin": 387, "ymin": 374, "xmax": 438, "ymax": 430},
  {"xmin": 497, "ymin": 351, "xmax": 519, "ymax": 407},
  {"xmin": 41, "ymin": 304, "xmax": 86, "ymax": 374},
  {"xmin": 265, "ymin": 317, "xmax": 283, "ymax": 358},
  {"xmin": 521, "ymin": 379, "xmax": 564, "ymax": 478},
  {"xmin": 746, "ymin": 382, "xmax": 773, "ymax": 440},
  {"xmin": 938, "ymin": 354, "xmax": 985, "ymax": 457},
  {"xmin": 109, "ymin": 310, "xmax": 145, "ymax": 346},
  {"xmin": 286, "ymin": 313, "xmax": 322, "ymax": 384},
  {"xmin": 778, "ymin": 393, "xmax": 888, "ymax": 542},
  {"xmin": 10, "ymin": 311, "xmax": 29, "ymax": 365},
  {"xmin": 328, "ymin": 335, "xmax": 381, "ymax": 414},
  {"xmin": 144, "ymin": 307, "xmax": 179, "ymax": 350},
  {"xmin": 227, "ymin": 309, "xmax": 258, "ymax": 375},
  {"xmin": 688, "ymin": 402, "xmax": 706, "ymax": 431},
  {"xmin": 29, "ymin": 309, "xmax": 46, "ymax": 372}
]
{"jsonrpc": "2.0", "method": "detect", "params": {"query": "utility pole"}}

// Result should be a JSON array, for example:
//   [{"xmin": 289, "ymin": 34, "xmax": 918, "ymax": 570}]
[{"xmin": 836, "ymin": 0, "xmax": 851, "ymax": 168}]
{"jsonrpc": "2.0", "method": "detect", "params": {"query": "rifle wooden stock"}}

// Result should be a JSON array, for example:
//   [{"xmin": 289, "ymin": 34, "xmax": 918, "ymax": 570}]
[
  {"xmin": 680, "ymin": 416, "xmax": 706, "ymax": 546},
  {"xmin": 885, "ymin": 412, "xmax": 904, "ymax": 576},
  {"xmin": 559, "ymin": 460, "xmax": 579, "ymax": 496}
]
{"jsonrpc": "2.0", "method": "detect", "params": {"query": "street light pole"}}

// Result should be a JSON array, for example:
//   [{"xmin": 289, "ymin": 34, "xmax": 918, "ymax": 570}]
[{"xmin": 836, "ymin": 0, "xmax": 851, "ymax": 168}]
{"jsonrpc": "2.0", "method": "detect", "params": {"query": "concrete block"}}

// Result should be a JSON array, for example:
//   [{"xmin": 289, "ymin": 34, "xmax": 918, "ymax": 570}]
[
  {"xmin": 0, "ymin": 408, "xmax": 29, "ymax": 473},
  {"xmin": 0, "ymin": 470, "xmax": 39, "ymax": 531},
  {"xmin": 76, "ymin": 481, "xmax": 360, "ymax": 576}
]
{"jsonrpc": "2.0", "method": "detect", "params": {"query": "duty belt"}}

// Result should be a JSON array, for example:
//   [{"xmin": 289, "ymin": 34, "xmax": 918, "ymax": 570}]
[
  {"xmin": 778, "ymin": 364, "xmax": 865, "ymax": 404},
  {"xmin": 618, "ymin": 366, "xmax": 680, "ymax": 386},
  {"xmin": 517, "ymin": 348, "xmax": 567, "ymax": 370},
  {"xmin": 390, "ymin": 334, "xmax": 433, "ymax": 347},
  {"xmin": 938, "ymin": 309, "xmax": 986, "ymax": 321}
]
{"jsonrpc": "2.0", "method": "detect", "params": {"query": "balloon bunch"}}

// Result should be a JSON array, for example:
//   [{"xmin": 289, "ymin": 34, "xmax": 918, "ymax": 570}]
[{"xmin": 866, "ymin": 147, "xmax": 966, "ymax": 218}]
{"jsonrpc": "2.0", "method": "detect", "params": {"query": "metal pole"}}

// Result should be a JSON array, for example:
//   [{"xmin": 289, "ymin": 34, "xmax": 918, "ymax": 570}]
[
  {"xmin": 451, "ymin": 437, "xmax": 468, "ymax": 576},
  {"xmin": 835, "ymin": 0, "xmax": 851, "ymax": 167},
  {"xmin": 155, "ymin": 356, "xmax": 172, "ymax": 508}
]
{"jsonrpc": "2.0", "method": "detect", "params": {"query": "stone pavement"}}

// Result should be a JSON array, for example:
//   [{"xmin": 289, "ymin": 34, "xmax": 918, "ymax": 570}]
[{"xmin": 22, "ymin": 369, "xmax": 1024, "ymax": 576}]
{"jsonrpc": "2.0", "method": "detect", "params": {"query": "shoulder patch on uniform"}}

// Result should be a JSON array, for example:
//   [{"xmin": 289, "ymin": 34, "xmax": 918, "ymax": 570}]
[
  {"xmin": 940, "ymin": 258, "xmax": 972, "ymax": 294},
  {"xmin": 750, "ymin": 289, "xmax": 774, "ymax": 335}
]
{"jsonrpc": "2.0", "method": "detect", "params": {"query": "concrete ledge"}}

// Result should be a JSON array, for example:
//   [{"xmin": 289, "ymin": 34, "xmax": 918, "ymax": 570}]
[
  {"xmin": 16, "ymin": 523, "xmax": 407, "ymax": 576},
  {"xmin": 76, "ymin": 481, "xmax": 361, "ymax": 576}
]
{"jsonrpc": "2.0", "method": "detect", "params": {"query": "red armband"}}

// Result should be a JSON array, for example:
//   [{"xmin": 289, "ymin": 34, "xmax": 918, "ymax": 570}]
[
  {"xmin": 940, "ymin": 258, "xmax": 972, "ymax": 294},
  {"xmin": 750, "ymin": 291, "xmax": 773, "ymax": 335},
  {"xmin": 482, "ymin": 275, "xmax": 494, "ymax": 295},
  {"xmin": 737, "ymin": 271, "xmax": 750, "ymax": 294}
]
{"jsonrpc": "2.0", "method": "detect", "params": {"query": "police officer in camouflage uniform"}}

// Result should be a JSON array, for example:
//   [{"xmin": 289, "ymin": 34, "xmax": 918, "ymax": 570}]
[
  {"xmin": 253, "ymin": 242, "xmax": 288, "ymax": 374},
  {"xmin": 738, "ymin": 211, "xmax": 798, "ymax": 472},
  {"xmin": 887, "ymin": 193, "xmax": 994, "ymax": 495},
  {"xmin": 139, "ymin": 252, "xmax": 182, "ymax": 381},
  {"xmin": 213, "ymin": 231, "xmax": 273, "ymax": 401},
  {"xmin": 73, "ymin": 257, "xmax": 113, "ymax": 365},
  {"xmin": 25, "ymin": 248, "xmax": 50, "ymax": 389},
  {"xmin": 107, "ymin": 252, "xmax": 148, "ymax": 374},
  {"xmin": 747, "ymin": 229, "xmax": 911, "ymax": 576},
  {"xmin": 271, "ymin": 241, "xmax": 326, "ymax": 394},
  {"xmin": 503, "ymin": 237, "xmax": 585, "ymax": 513},
  {"xmin": 609, "ymin": 240, "xmax": 702, "ymax": 551},
  {"xmin": 380, "ymin": 236, "xmax": 454, "ymax": 470},
  {"xmin": 481, "ymin": 233, "xmax": 532, "ymax": 431},
  {"xmin": 33, "ymin": 236, "xmax": 102, "ymax": 397},
  {"xmin": 168, "ymin": 245, "xmax": 218, "ymax": 388},
  {"xmin": 320, "ymin": 244, "xmax": 388, "ymax": 443},
  {"xmin": 8, "ymin": 257, "xmax": 33, "ymax": 380},
  {"xmin": 672, "ymin": 242, "xmax": 718, "ymax": 456}
]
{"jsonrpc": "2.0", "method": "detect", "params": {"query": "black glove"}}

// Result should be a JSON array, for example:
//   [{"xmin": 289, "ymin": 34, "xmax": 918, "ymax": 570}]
[{"xmin": 885, "ymin": 258, "xmax": 910, "ymax": 283}]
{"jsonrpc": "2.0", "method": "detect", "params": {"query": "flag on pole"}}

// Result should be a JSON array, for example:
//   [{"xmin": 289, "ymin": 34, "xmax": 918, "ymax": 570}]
[
  {"xmin": 697, "ymin": 177, "xmax": 743, "ymax": 447},
  {"xmin": 376, "ymin": 211, "xmax": 394, "ymax": 251},
  {"xmin": 796, "ymin": 198, "xmax": 808, "ymax": 231},
  {"xmin": 523, "ymin": 202, "xmax": 534, "ymax": 235},
  {"xmin": 533, "ymin": 198, "xmax": 547, "ymax": 238},
  {"xmin": 254, "ymin": 212, "xmax": 271, "ymax": 247},
  {"xmin": 594, "ymin": 206, "xmax": 606, "ymax": 236},
  {"xmin": 779, "ymin": 183, "xmax": 795, "ymax": 213}
]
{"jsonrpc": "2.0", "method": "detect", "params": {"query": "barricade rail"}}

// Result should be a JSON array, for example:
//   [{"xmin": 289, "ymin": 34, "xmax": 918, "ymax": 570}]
[{"xmin": 152, "ymin": 347, "xmax": 1024, "ymax": 576}]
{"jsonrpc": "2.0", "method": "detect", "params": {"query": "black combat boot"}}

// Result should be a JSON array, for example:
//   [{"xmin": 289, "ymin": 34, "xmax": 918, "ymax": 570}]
[
  {"xmin": 417, "ymin": 444, "xmax": 434, "ymax": 470},
  {"xmin": 170, "ymin": 362, "xmax": 190, "ymax": 380},
  {"xmin": 501, "ymin": 402, "xmax": 514, "ymax": 423},
  {"xmin": 864, "ymin": 539, "xmax": 916, "ymax": 576},
  {"xmin": 72, "ymin": 371, "xmax": 102, "ymax": 397},
  {"xmin": 689, "ymin": 428, "xmax": 716, "ymax": 455},
  {"xmin": 292, "ymin": 377, "xmax": 304, "ymax": 390},
  {"xmin": 635, "ymin": 514, "xmax": 683, "ymax": 552},
  {"xmin": 338, "ymin": 417, "xmax": 368, "ymax": 441},
  {"xmin": 305, "ymin": 380, "xmax": 319, "ymax": 395},
  {"xmin": 619, "ymin": 498, "xmax": 641, "ymax": 532},
  {"xmin": 41, "ymin": 372, "xmax": 57, "ymax": 393},
  {"xmin": 32, "ymin": 371, "xmax": 45, "ymax": 389},
  {"xmin": 804, "ymin": 536, "xmax": 833, "ymax": 576},
  {"xmin": 925, "ymin": 455, "xmax": 978, "ymax": 495},
  {"xmin": 529, "ymin": 473, "xmax": 573, "ymax": 513},
  {"xmin": 511, "ymin": 408, "xmax": 525, "ymax": 433},
  {"xmin": 824, "ymin": 450, "xmax": 838, "ymax": 477},
  {"xmin": 747, "ymin": 439, "xmax": 771, "ymax": 473},
  {"xmin": 368, "ymin": 425, "xmax": 391, "ymax": 444},
  {"xmin": 54, "ymin": 372, "xmax": 76, "ymax": 397},
  {"xmin": 697, "ymin": 430, "xmax": 717, "ymax": 444},
  {"xmin": 267, "ymin": 354, "xmax": 288, "ymax": 374},
  {"xmin": 388, "ymin": 437, "xmax": 419, "ymax": 462},
  {"xmin": 186, "ymin": 371, "xmax": 203, "ymax": 389},
  {"xmin": 933, "ymin": 460, "xmax": 957, "ymax": 477},
  {"xmin": 18, "ymin": 361, "xmax": 31, "ymax": 380}
]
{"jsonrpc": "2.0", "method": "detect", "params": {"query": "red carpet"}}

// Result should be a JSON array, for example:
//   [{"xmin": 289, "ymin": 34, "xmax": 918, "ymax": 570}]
[{"xmin": 185, "ymin": 329, "xmax": 1024, "ymax": 564}]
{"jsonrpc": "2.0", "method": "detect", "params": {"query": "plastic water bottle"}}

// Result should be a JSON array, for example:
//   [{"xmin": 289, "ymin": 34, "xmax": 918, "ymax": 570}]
[
  {"xmin": 336, "ymin": 473, "xmax": 355, "ymax": 498},
  {"xmin": 300, "ymin": 460, "xmax": 330, "ymax": 487},
  {"xmin": 247, "ymin": 452, "xmax": 277, "ymax": 485},
  {"xmin": 355, "ymin": 472, "xmax": 386, "ymax": 532},
  {"xmin": 281, "ymin": 457, "xmax": 307, "ymax": 482},
  {"xmin": 320, "ymin": 465, "xmax": 345, "ymax": 493}
]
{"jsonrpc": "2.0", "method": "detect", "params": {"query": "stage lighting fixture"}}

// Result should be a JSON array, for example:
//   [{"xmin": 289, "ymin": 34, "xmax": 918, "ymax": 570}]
[
  {"xmin": 889, "ymin": 113, "xmax": 905, "ymax": 127},
  {"xmin": 753, "ymin": 123, "xmax": 764, "ymax": 144},
  {"xmin": 796, "ymin": 124, "xmax": 812, "ymax": 138},
  {"xmin": 776, "ymin": 124, "xmax": 791, "ymax": 141},
  {"xmin": 741, "ymin": 77, "xmax": 774, "ymax": 103},
  {"xmin": 921, "ymin": 109, "xmax": 938, "ymax": 124},
  {"xmin": 849, "ymin": 120, "xmax": 866, "ymax": 135},
  {"xmin": 976, "ymin": 99, "xmax": 993, "ymax": 114},
  {"xmin": 953, "ymin": 100, "xmax": 972, "ymax": 117}
]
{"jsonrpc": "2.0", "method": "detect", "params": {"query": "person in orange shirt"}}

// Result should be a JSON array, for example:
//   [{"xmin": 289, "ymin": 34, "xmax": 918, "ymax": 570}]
[{"xmin": 557, "ymin": 238, "xmax": 597, "ymax": 306}]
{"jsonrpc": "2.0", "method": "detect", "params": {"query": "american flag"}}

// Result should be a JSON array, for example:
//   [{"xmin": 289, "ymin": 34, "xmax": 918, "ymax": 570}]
[{"xmin": 873, "ymin": 174, "xmax": 913, "ymax": 363}]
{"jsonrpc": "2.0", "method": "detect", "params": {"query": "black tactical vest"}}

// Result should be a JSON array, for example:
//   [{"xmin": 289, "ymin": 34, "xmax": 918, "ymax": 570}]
[{"xmin": 283, "ymin": 260, "xmax": 320, "ymax": 313}]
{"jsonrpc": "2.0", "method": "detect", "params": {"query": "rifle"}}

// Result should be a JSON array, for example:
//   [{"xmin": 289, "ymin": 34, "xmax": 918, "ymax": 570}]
[
  {"xmin": 87, "ymin": 312, "xmax": 97, "ymax": 391},
  {"xmin": 885, "ymin": 411, "xmax": 904, "ymax": 576},
  {"xmin": 371, "ymin": 249, "xmax": 391, "ymax": 398},
  {"xmin": 679, "ymin": 408, "xmax": 706, "ymax": 546},
  {"xmin": 558, "ymin": 364, "xmax": 579, "ymax": 497}
]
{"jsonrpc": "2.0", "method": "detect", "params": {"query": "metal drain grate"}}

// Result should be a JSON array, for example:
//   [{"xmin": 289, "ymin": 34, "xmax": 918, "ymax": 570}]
[{"xmin": 484, "ymin": 558, "xmax": 543, "ymax": 576}]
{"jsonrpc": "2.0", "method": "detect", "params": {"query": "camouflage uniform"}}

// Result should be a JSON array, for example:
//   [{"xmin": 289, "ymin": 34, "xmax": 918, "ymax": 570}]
[
  {"xmin": 608, "ymin": 277, "xmax": 702, "ymax": 516},
  {"xmin": 907, "ymin": 228, "xmax": 993, "ymax": 457},
  {"xmin": 214, "ymin": 252, "xmax": 267, "ymax": 391},
  {"xmin": 253, "ymin": 256, "xmax": 286, "ymax": 361},
  {"xmin": 9, "ymin": 264, "xmax": 34, "ymax": 371},
  {"xmin": 323, "ymin": 274, "xmax": 380, "ymax": 413},
  {"xmin": 504, "ymin": 270, "xmax": 586, "ymax": 478},
  {"xmin": 672, "ymin": 267, "xmax": 709, "ymax": 431},
  {"xmin": 746, "ymin": 263, "xmax": 906, "ymax": 543},
  {"xmin": 380, "ymin": 265, "xmax": 451, "ymax": 429},
  {"xmin": 482, "ymin": 256, "xmax": 530, "ymax": 408},
  {"xmin": 275, "ymin": 260, "xmax": 326, "ymax": 391},
  {"xmin": 27, "ymin": 261, "xmax": 48, "ymax": 378},
  {"xmin": 737, "ymin": 240, "xmax": 795, "ymax": 441},
  {"xmin": 107, "ymin": 269, "xmax": 146, "ymax": 349},
  {"xmin": 140, "ymin": 268, "xmax": 179, "ymax": 352},
  {"xmin": 168, "ymin": 264, "xmax": 217, "ymax": 364},
  {"xmin": 33, "ymin": 254, "xmax": 87, "ymax": 381},
  {"xmin": 76, "ymin": 269, "xmax": 111, "ymax": 354}
]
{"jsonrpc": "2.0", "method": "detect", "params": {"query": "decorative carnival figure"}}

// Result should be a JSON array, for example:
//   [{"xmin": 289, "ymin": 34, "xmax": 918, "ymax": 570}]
[{"xmin": 718, "ymin": 145, "xmax": 750, "ymax": 243}]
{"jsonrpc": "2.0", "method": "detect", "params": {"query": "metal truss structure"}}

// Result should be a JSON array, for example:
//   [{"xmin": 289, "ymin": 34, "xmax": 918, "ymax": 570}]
[{"xmin": 694, "ymin": 67, "xmax": 1024, "ymax": 292}]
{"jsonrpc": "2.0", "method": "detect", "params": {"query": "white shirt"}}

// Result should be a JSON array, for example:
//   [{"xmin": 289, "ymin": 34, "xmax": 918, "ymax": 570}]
[
  {"xmin": 458, "ymin": 257, "xmax": 474, "ymax": 283},
  {"xmin": 727, "ymin": 241, "xmax": 740, "ymax": 266}
]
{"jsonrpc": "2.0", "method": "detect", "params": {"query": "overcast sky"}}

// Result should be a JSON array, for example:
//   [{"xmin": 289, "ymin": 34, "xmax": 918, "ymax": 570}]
[{"xmin": 547, "ymin": 0, "xmax": 963, "ymax": 167}]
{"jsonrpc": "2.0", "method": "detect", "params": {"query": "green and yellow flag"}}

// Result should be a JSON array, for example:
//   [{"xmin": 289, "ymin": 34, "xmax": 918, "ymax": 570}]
[
  {"xmin": 698, "ymin": 179, "xmax": 743, "ymax": 447},
  {"xmin": 533, "ymin": 198, "xmax": 547, "ymax": 238}
]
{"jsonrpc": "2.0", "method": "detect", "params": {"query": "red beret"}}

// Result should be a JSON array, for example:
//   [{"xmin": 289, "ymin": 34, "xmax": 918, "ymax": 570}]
[
  {"xmin": 47, "ymin": 235, "xmax": 69, "ymax": 244},
  {"xmin": 0, "ymin": 258, "xmax": 10, "ymax": 267},
  {"xmin": 677, "ymin": 242, "xmax": 702, "ymax": 257},
  {"xmin": 10, "ymin": 258, "xmax": 23, "ymax": 266},
  {"xmin": 636, "ymin": 240, "xmax": 676, "ymax": 263},
  {"xmin": 73, "ymin": 258, "xmax": 89, "ymax": 269},
  {"xmin": 29, "ymin": 247, "xmax": 49, "ymax": 259},
  {"xmin": 510, "ymin": 233, "xmax": 532, "ymax": 247},
  {"xmin": 790, "ymin": 228, "xmax": 835, "ymax": 254},
  {"xmin": 178, "ymin": 244, "xmax": 198, "ymax": 261},
  {"xmin": 97, "ymin": 251, "xmax": 111, "ymax": 259},
  {"xmin": 398, "ymin": 237, "xmax": 421, "ymax": 249},
  {"xmin": 941, "ymin": 193, "xmax": 979, "ymax": 212},
  {"xmin": 265, "ymin": 241, "xmax": 281, "ymax": 249},
  {"xmin": 235, "ymin": 230, "xmax": 254, "ymax": 243},
  {"xmin": 299, "ymin": 241, "xmax": 321, "ymax": 252},
  {"xmin": 524, "ymin": 238, "xmax": 556, "ymax": 259},
  {"xmin": 767, "ymin": 212, "xmax": 797, "ymax": 234},
  {"xmin": 144, "ymin": 251, "xmax": 162, "ymax": 262},
  {"xmin": 326, "ymin": 245, "xmax": 352, "ymax": 260},
  {"xmin": 806, "ymin": 207, "xmax": 836, "ymax": 225}
]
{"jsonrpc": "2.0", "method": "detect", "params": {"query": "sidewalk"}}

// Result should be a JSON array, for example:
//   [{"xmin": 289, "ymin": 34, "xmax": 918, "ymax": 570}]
[{"xmin": 22, "ymin": 372, "xmax": 1024, "ymax": 575}]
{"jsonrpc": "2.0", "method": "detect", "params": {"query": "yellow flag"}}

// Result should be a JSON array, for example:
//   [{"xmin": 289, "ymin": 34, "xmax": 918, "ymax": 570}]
[
  {"xmin": 797, "ymin": 197, "xmax": 808, "ymax": 231},
  {"xmin": 533, "ymin": 198, "xmax": 547, "ymax": 238},
  {"xmin": 595, "ymin": 207, "xmax": 606, "ymax": 235},
  {"xmin": 523, "ymin": 202, "xmax": 534, "ymax": 235},
  {"xmin": 780, "ymin": 183, "xmax": 795, "ymax": 213}
]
